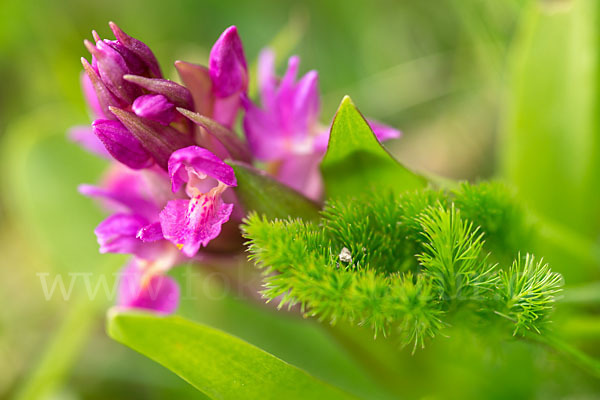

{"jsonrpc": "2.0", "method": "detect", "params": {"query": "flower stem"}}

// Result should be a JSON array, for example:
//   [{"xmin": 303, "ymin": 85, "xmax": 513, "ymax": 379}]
[{"xmin": 529, "ymin": 333, "xmax": 600, "ymax": 378}]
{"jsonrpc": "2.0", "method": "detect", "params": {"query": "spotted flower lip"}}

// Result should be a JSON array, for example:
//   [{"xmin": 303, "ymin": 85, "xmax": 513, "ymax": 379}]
[
  {"xmin": 159, "ymin": 146, "xmax": 237, "ymax": 257},
  {"xmin": 159, "ymin": 197, "xmax": 234, "ymax": 257}
]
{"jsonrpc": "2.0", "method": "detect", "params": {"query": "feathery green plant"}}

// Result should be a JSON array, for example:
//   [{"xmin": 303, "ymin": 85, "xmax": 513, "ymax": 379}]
[{"xmin": 243, "ymin": 182, "xmax": 563, "ymax": 351}]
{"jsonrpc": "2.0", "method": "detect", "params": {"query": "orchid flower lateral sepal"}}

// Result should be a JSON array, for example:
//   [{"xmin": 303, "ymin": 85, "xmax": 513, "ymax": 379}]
[
  {"xmin": 159, "ymin": 146, "xmax": 237, "ymax": 257},
  {"xmin": 94, "ymin": 213, "xmax": 162, "ymax": 258},
  {"xmin": 80, "ymin": 165, "xmax": 173, "ymax": 253}
]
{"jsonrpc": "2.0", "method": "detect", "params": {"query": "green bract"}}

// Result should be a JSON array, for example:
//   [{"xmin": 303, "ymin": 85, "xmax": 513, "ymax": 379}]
[{"xmin": 321, "ymin": 96, "xmax": 426, "ymax": 199}]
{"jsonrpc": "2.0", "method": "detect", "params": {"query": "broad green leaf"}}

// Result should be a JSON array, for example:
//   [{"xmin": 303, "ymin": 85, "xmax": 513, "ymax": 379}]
[
  {"xmin": 107, "ymin": 311, "xmax": 356, "ymax": 400},
  {"xmin": 321, "ymin": 96, "xmax": 426, "ymax": 199},
  {"xmin": 228, "ymin": 161, "xmax": 321, "ymax": 221}
]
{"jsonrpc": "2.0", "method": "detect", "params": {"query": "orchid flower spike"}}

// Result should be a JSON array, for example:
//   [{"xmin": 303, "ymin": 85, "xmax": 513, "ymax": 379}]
[{"xmin": 80, "ymin": 22, "xmax": 195, "ymax": 170}]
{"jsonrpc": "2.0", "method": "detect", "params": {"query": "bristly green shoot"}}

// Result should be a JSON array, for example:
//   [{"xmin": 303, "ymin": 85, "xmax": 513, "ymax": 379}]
[
  {"xmin": 417, "ymin": 203, "xmax": 498, "ymax": 303},
  {"xmin": 242, "ymin": 182, "xmax": 563, "ymax": 351},
  {"xmin": 496, "ymin": 254, "xmax": 563, "ymax": 335}
]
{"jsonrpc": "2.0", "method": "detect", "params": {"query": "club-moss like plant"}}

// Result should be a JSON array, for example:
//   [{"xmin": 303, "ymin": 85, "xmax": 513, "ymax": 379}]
[{"xmin": 243, "ymin": 183, "xmax": 563, "ymax": 351}]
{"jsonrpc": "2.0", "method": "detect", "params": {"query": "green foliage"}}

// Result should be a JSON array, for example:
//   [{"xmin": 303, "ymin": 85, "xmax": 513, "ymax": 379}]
[
  {"xmin": 496, "ymin": 254, "xmax": 563, "ymax": 335},
  {"xmin": 453, "ymin": 181, "xmax": 532, "ymax": 263},
  {"xmin": 417, "ymin": 204, "xmax": 498, "ymax": 302},
  {"xmin": 243, "ymin": 182, "xmax": 563, "ymax": 350},
  {"xmin": 229, "ymin": 161, "xmax": 321, "ymax": 221},
  {"xmin": 107, "ymin": 311, "xmax": 356, "ymax": 400},
  {"xmin": 501, "ymin": 1, "xmax": 600, "ymax": 238},
  {"xmin": 320, "ymin": 96, "xmax": 426, "ymax": 199}
]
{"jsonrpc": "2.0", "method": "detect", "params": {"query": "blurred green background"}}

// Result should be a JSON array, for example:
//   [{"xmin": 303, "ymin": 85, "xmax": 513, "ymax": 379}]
[{"xmin": 1, "ymin": 0, "xmax": 600, "ymax": 399}]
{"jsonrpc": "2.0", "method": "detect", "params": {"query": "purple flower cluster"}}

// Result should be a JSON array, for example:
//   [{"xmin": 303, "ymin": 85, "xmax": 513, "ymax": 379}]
[{"xmin": 74, "ymin": 23, "xmax": 399, "ymax": 313}]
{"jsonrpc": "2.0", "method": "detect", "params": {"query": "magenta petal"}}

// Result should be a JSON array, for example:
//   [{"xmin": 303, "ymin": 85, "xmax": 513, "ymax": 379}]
[
  {"xmin": 159, "ymin": 197, "xmax": 234, "ymax": 257},
  {"xmin": 209, "ymin": 26, "xmax": 248, "ymax": 98},
  {"xmin": 257, "ymin": 49, "xmax": 277, "ymax": 110},
  {"xmin": 137, "ymin": 221, "xmax": 164, "ymax": 242},
  {"xmin": 242, "ymin": 53, "xmax": 321, "ymax": 160},
  {"xmin": 81, "ymin": 57, "xmax": 123, "ymax": 118},
  {"xmin": 92, "ymin": 119, "xmax": 154, "ymax": 169},
  {"xmin": 109, "ymin": 22, "xmax": 162, "ymax": 78},
  {"xmin": 291, "ymin": 70, "xmax": 320, "ymax": 139},
  {"xmin": 110, "ymin": 107, "xmax": 194, "ymax": 170},
  {"xmin": 118, "ymin": 263, "xmax": 179, "ymax": 314},
  {"xmin": 78, "ymin": 166, "xmax": 165, "ymax": 219},
  {"xmin": 280, "ymin": 56, "xmax": 300, "ymax": 92},
  {"xmin": 95, "ymin": 213, "xmax": 149, "ymax": 255},
  {"xmin": 133, "ymin": 94, "xmax": 175, "ymax": 126},
  {"xmin": 212, "ymin": 93, "xmax": 242, "ymax": 129},
  {"xmin": 241, "ymin": 95, "xmax": 284, "ymax": 161},
  {"xmin": 168, "ymin": 146, "xmax": 237, "ymax": 192},
  {"xmin": 104, "ymin": 40, "xmax": 147, "ymax": 76},
  {"xmin": 81, "ymin": 71, "xmax": 105, "ymax": 118},
  {"xmin": 312, "ymin": 130, "xmax": 330, "ymax": 153},
  {"xmin": 85, "ymin": 39, "xmax": 139, "ymax": 103},
  {"xmin": 68, "ymin": 126, "xmax": 110, "ymax": 158},
  {"xmin": 276, "ymin": 152, "xmax": 324, "ymax": 201},
  {"xmin": 367, "ymin": 120, "xmax": 402, "ymax": 142}
]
